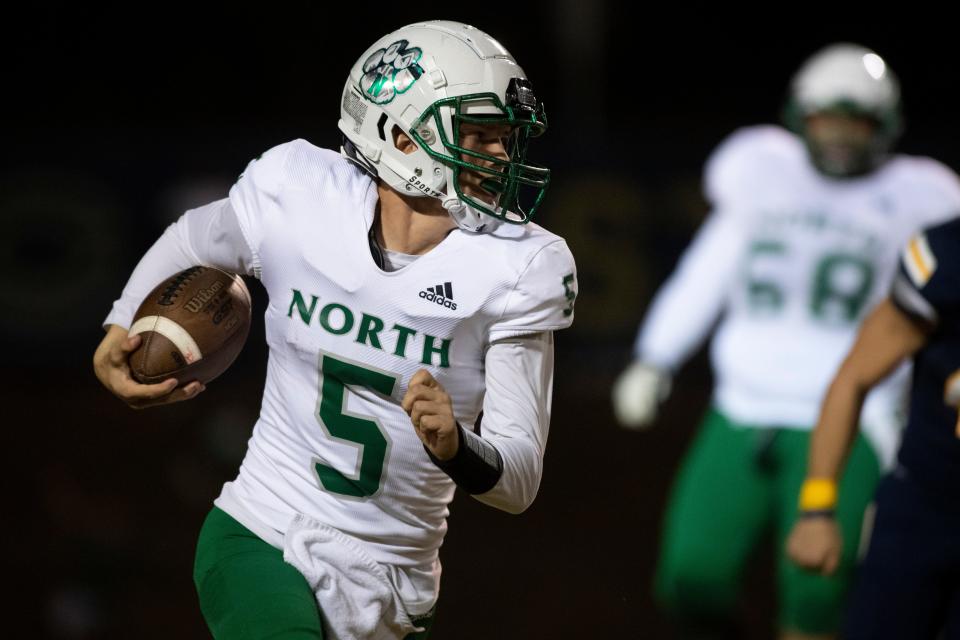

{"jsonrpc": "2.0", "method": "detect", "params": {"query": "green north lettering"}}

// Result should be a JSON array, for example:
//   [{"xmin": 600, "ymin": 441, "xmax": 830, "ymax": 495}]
[
  {"xmin": 319, "ymin": 303, "xmax": 354, "ymax": 335},
  {"xmin": 392, "ymin": 323, "xmax": 417, "ymax": 359},
  {"xmin": 356, "ymin": 314, "xmax": 385, "ymax": 349},
  {"xmin": 288, "ymin": 289, "xmax": 320, "ymax": 324},
  {"xmin": 286, "ymin": 289, "xmax": 452, "ymax": 368},
  {"xmin": 422, "ymin": 335, "xmax": 451, "ymax": 368}
]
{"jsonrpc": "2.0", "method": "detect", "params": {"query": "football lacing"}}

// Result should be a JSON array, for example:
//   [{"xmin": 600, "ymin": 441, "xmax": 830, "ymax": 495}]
[{"xmin": 158, "ymin": 266, "xmax": 204, "ymax": 306}]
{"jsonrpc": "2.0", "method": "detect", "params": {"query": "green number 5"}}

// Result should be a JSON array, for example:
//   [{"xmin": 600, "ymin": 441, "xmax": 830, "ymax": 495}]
[{"xmin": 314, "ymin": 352, "xmax": 398, "ymax": 498}]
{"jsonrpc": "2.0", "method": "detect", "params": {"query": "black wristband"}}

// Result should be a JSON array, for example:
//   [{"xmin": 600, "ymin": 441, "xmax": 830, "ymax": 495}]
[
  {"xmin": 425, "ymin": 423, "xmax": 504, "ymax": 495},
  {"xmin": 798, "ymin": 509, "xmax": 836, "ymax": 519}
]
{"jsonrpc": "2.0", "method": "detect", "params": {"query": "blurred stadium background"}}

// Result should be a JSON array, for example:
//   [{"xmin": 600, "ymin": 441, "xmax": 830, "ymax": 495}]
[{"xmin": 5, "ymin": 3, "xmax": 958, "ymax": 638}]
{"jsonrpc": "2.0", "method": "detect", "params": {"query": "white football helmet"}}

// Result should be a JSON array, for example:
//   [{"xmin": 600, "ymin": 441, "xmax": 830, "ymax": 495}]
[
  {"xmin": 338, "ymin": 20, "xmax": 550, "ymax": 233},
  {"xmin": 784, "ymin": 43, "xmax": 902, "ymax": 176}
]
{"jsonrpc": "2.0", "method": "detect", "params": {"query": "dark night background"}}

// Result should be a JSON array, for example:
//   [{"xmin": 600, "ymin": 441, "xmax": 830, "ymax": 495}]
[{"xmin": 5, "ymin": 3, "xmax": 958, "ymax": 638}]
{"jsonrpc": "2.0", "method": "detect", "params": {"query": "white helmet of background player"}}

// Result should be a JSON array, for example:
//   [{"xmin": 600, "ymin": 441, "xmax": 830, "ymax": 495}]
[
  {"xmin": 338, "ymin": 20, "xmax": 549, "ymax": 233},
  {"xmin": 783, "ymin": 43, "xmax": 902, "ymax": 177}
]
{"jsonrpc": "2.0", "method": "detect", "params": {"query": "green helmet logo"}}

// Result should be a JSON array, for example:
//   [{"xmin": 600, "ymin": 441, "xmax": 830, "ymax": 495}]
[{"xmin": 360, "ymin": 40, "xmax": 424, "ymax": 104}]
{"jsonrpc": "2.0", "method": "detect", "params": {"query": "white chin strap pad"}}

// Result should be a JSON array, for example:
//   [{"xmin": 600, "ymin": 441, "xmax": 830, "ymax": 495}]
[
  {"xmin": 440, "ymin": 163, "xmax": 501, "ymax": 234},
  {"xmin": 443, "ymin": 197, "xmax": 500, "ymax": 234}
]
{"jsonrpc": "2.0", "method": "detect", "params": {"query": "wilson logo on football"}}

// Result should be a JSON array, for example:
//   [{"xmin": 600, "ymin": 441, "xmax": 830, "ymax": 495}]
[{"xmin": 419, "ymin": 282, "xmax": 457, "ymax": 310}]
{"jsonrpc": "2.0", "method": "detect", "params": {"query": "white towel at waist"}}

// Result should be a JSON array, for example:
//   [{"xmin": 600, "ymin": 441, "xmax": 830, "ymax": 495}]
[{"xmin": 282, "ymin": 513, "xmax": 424, "ymax": 640}]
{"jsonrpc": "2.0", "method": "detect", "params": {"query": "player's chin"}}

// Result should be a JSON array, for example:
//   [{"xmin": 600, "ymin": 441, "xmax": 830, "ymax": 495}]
[{"xmin": 460, "ymin": 183, "xmax": 499, "ymax": 207}]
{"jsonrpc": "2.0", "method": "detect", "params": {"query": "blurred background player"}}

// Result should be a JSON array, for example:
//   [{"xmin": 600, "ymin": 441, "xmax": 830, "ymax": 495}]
[
  {"xmin": 93, "ymin": 20, "xmax": 576, "ymax": 640},
  {"xmin": 611, "ymin": 43, "xmax": 960, "ymax": 639},
  {"xmin": 787, "ymin": 217, "xmax": 960, "ymax": 639}
]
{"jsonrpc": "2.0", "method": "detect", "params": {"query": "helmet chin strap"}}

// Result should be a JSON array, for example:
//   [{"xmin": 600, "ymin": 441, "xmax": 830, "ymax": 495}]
[
  {"xmin": 440, "ymin": 164, "xmax": 502, "ymax": 234},
  {"xmin": 442, "ymin": 197, "xmax": 500, "ymax": 234}
]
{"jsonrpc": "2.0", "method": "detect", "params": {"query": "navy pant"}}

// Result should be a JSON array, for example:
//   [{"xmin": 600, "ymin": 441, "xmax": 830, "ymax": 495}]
[{"xmin": 845, "ymin": 469, "xmax": 960, "ymax": 640}]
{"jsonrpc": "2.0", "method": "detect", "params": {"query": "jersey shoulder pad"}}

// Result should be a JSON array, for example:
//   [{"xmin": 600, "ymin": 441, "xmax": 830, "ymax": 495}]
[
  {"xmin": 228, "ymin": 140, "xmax": 299, "ymax": 251},
  {"xmin": 885, "ymin": 153, "xmax": 960, "ymax": 217},
  {"xmin": 283, "ymin": 139, "xmax": 370, "ymax": 192},
  {"xmin": 892, "ymin": 216, "xmax": 960, "ymax": 323},
  {"xmin": 236, "ymin": 140, "xmax": 295, "ymax": 189},
  {"xmin": 229, "ymin": 140, "xmax": 371, "ymax": 252},
  {"xmin": 487, "ymin": 224, "xmax": 577, "ymax": 340},
  {"xmin": 703, "ymin": 125, "xmax": 803, "ymax": 206},
  {"xmin": 232, "ymin": 139, "xmax": 356, "ymax": 204},
  {"xmin": 285, "ymin": 140, "xmax": 378, "ymax": 228}
]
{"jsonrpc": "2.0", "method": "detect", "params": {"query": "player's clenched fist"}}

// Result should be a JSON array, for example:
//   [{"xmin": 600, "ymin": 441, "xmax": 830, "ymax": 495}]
[
  {"xmin": 402, "ymin": 369, "xmax": 459, "ymax": 461},
  {"xmin": 93, "ymin": 324, "xmax": 205, "ymax": 409},
  {"xmin": 786, "ymin": 517, "xmax": 843, "ymax": 576}
]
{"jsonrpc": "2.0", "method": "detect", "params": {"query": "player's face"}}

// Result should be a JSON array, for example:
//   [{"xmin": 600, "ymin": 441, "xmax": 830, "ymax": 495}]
[
  {"xmin": 804, "ymin": 112, "xmax": 878, "ymax": 176},
  {"xmin": 457, "ymin": 121, "xmax": 514, "ymax": 205}
]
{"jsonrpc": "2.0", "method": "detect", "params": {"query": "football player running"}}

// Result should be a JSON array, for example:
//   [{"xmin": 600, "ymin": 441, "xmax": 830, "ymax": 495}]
[
  {"xmin": 93, "ymin": 21, "xmax": 576, "ymax": 640},
  {"xmin": 787, "ymin": 217, "xmax": 960, "ymax": 639},
  {"xmin": 611, "ymin": 44, "xmax": 960, "ymax": 640}
]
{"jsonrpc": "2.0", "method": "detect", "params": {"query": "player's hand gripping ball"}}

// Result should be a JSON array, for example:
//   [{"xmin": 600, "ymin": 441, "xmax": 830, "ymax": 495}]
[{"xmin": 128, "ymin": 266, "xmax": 251, "ymax": 386}]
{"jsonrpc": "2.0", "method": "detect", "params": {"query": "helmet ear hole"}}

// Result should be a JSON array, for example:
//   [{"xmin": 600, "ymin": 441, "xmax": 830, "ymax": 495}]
[{"xmin": 391, "ymin": 125, "xmax": 419, "ymax": 155}]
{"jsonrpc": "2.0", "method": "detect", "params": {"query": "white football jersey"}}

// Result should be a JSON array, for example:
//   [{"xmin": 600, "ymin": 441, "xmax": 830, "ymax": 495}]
[
  {"xmin": 709, "ymin": 126, "xmax": 960, "ymax": 426},
  {"xmin": 637, "ymin": 125, "xmax": 960, "ymax": 463},
  {"xmin": 215, "ymin": 139, "xmax": 576, "ymax": 572}
]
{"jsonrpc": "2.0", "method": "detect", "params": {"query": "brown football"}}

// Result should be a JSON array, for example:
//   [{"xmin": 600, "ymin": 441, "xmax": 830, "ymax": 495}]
[{"xmin": 128, "ymin": 266, "xmax": 252, "ymax": 385}]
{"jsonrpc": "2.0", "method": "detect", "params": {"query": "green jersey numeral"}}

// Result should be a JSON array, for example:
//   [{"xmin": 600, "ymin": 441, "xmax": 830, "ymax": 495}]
[
  {"xmin": 562, "ymin": 272, "xmax": 577, "ymax": 317},
  {"xmin": 745, "ymin": 241, "xmax": 786, "ymax": 312},
  {"xmin": 810, "ymin": 253, "xmax": 874, "ymax": 322},
  {"xmin": 745, "ymin": 243, "xmax": 875, "ymax": 323},
  {"xmin": 314, "ymin": 353, "xmax": 398, "ymax": 498}
]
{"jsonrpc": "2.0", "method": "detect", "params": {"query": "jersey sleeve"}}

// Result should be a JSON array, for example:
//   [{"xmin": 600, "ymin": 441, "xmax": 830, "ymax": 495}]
[
  {"xmin": 472, "ymin": 331, "xmax": 555, "ymax": 514},
  {"xmin": 890, "ymin": 219, "xmax": 960, "ymax": 325},
  {"xmin": 703, "ymin": 129, "xmax": 747, "ymax": 207},
  {"xmin": 103, "ymin": 198, "xmax": 255, "ymax": 329},
  {"xmin": 228, "ymin": 141, "xmax": 295, "ymax": 276},
  {"xmin": 910, "ymin": 157, "xmax": 960, "ymax": 227},
  {"xmin": 633, "ymin": 207, "xmax": 746, "ymax": 368},
  {"xmin": 488, "ymin": 239, "xmax": 577, "ymax": 341},
  {"xmin": 703, "ymin": 126, "xmax": 766, "ymax": 207},
  {"xmin": 702, "ymin": 125, "xmax": 799, "ymax": 215}
]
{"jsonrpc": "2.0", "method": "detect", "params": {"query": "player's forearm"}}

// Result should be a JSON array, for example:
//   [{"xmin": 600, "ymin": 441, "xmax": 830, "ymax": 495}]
[
  {"xmin": 807, "ymin": 369, "xmax": 868, "ymax": 480},
  {"xmin": 806, "ymin": 300, "xmax": 928, "ymax": 481},
  {"xmin": 104, "ymin": 199, "xmax": 255, "ymax": 328},
  {"xmin": 424, "ymin": 423, "xmax": 504, "ymax": 495},
  {"xmin": 421, "ymin": 416, "xmax": 538, "ymax": 514},
  {"xmin": 634, "ymin": 210, "xmax": 743, "ymax": 368},
  {"xmin": 471, "ymin": 436, "xmax": 541, "ymax": 514},
  {"xmin": 799, "ymin": 356, "xmax": 873, "ymax": 517},
  {"xmin": 103, "ymin": 219, "xmax": 203, "ymax": 328},
  {"xmin": 466, "ymin": 332, "xmax": 553, "ymax": 514}
]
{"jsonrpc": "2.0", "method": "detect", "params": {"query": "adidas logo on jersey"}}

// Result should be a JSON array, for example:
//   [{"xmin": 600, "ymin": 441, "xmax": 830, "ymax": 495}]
[{"xmin": 419, "ymin": 282, "xmax": 457, "ymax": 310}]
